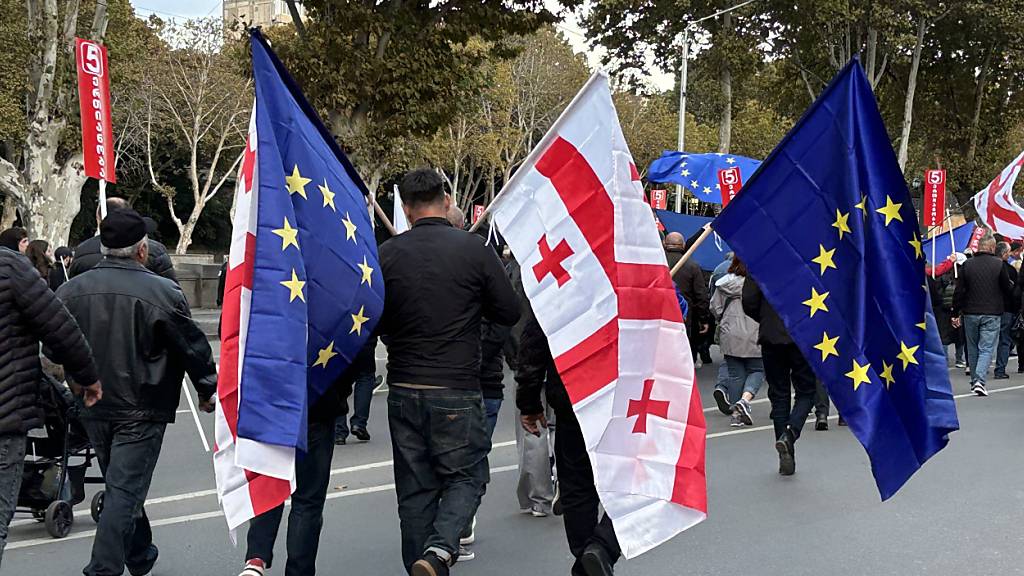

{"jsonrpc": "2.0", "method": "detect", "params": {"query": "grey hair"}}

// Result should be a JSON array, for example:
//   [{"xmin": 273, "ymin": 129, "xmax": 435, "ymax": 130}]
[
  {"xmin": 101, "ymin": 236, "xmax": 147, "ymax": 258},
  {"xmin": 977, "ymin": 232, "xmax": 997, "ymax": 252},
  {"xmin": 996, "ymin": 241, "xmax": 1011, "ymax": 258}
]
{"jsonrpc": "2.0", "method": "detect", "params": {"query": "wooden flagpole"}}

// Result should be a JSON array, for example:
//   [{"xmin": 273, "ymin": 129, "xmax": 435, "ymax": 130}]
[{"xmin": 670, "ymin": 224, "xmax": 714, "ymax": 277}]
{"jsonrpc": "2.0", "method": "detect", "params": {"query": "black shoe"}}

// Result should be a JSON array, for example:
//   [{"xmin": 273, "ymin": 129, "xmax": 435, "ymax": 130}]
[
  {"xmin": 701, "ymin": 353, "xmax": 713, "ymax": 364},
  {"xmin": 411, "ymin": 552, "xmax": 450, "ymax": 576},
  {"xmin": 815, "ymin": 414, "xmax": 829, "ymax": 431},
  {"xmin": 712, "ymin": 388, "xmax": 732, "ymax": 415},
  {"xmin": 335, "ymin": 436, "xmax": 347, "ymax": 446},
  {"xmin": 775, "ymin": 430, "xmax": 796, "ymax": 476},
  {"xmin": 580, "ymin": 544, "xmax": 614, "ymax": 576},
  {"xmin": 993, "ymin": 373, "xmax": 1010, "ymax": 380},
  {"xmin": 351, "ymin": 427, "xmax": 371, "ymax": 442}
]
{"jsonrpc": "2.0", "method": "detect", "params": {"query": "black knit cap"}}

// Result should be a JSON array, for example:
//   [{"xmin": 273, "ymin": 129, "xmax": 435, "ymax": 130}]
[{"xmin": 100, "ymin": 208, "xmax": 147, "ymax": 250}]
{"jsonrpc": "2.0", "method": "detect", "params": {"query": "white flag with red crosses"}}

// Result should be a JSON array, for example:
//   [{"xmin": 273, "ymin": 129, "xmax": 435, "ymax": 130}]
[{"xmin": 491, "ymin": 72, "xmax": 707, "ymax": 558}]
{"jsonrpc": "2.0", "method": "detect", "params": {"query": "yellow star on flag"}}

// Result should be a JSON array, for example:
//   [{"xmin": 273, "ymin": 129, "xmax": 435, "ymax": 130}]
[
  {"xmin": 313, "ymin": 341, "xmax": 338, "ymax": 368},
  {"xmin": 285, "ymin": 165, "xmax": 311, "ymax": 199},
  {"xmin": 802, "ymin": 287, "xmax": 830, "ymax": 318},
  {"xmin": 845, "ymin": 359, "xmax": 872, "ymax": 391},
  {"xmin": 897, "ymin": 341, "xmax": 920, "ymax": 370},
  {"xmin": 272, "ymin": 217, "xmax": 300, "ymax": 251},
  {"xmin": 811, "ymin": 244, "xmax": 837, "ymax": 275},
  {"xmin": 814, "ymin": 331, "xmax": 840, "ymax": 362},
  {"xmin": 875, "ymin": 195, "xmax": 903, "ymax": 226},
  {"xmin": 350, "ymin": 305, "xmax": 369, "ymax": 336},
  {"xmin": 318, "ymin": 179, "xmax": 336, "ymax": 211},
  {"xmin": 908, "ymin": 233, "xmax": 923, "ymax": 259},
  {"xmin": 280, "ymin": 269, "xmax": 306, "ymax": 303},
  {"xmin": 855, "ymin": 195, "xmax": 867, "ymax": 217},
  {"xmin": 357, "ymin": 255, "xmax": 374, "ymax": 286},
  {"xmin": 880, "ymin": 361, "xmax": 896, "ymax": 388},
  {"xmin": 832, "ymin": 209, "xmax": 851, "ymax": 240},
  {"xmin": 342, "ymin": 212, "xmax": 358, "ymax": 242},
  {"xmin": 916, "ymin": 316, "xmax": 927, "ymax": 330}
]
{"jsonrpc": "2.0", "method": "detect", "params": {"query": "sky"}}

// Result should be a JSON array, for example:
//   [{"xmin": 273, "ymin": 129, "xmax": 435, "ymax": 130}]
[{"xmin": 128, "ymin": 0, "xmax": 674, "ymax": 90}]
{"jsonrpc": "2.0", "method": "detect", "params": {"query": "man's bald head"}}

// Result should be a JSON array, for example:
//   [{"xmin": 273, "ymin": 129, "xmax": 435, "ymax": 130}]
[
  {"xmin": 664, "ymin": 232, "xmax": 686, "ymax": 252},
  {"xmin": 96, "ymin": 197, "xmax": 131, "ymax": 226},
  {"xmin": 447, "ymin": 205, "xmax": 466, "ymax": 230}
]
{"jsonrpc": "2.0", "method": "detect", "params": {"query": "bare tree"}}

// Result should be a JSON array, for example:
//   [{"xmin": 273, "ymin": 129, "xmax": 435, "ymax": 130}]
[{"xmin": 142, "ymin": 19, "xmax": 249, "ymax": 254}]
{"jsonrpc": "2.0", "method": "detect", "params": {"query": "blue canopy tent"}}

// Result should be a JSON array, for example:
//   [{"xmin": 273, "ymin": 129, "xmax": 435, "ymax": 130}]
[{"xmin": 656, "ymin": 210, "xmax": 731, "ymax": 271}]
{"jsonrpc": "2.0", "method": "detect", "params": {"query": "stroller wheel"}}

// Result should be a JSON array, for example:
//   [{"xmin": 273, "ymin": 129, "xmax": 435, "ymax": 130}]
[
  {"xmin": 44, "ymin": 500, "xmax": 73, "ymax": 538},
  {"xmin": 90, "ymin": 491, "xmax": 105, "ymax": 523}
]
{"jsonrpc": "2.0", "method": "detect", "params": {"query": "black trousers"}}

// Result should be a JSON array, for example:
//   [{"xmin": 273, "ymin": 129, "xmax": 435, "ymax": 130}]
[
  {"xmin": 814, "ymin": 380, "xmax": 830, "ymax": 418},
  {"xmin": 245, "ymin": 420, "xmax": 335, "ymax": 576},
  {"xmin": 548, "ymin": 385, "xmax": 621, "ymax": 574},
  {"xmin": 82, "ymin": 420, "xmax": 166, "ymax": 576},
  {"xmin": 762, "ymin": 343, "xmax": 817, "ymax": 441}
]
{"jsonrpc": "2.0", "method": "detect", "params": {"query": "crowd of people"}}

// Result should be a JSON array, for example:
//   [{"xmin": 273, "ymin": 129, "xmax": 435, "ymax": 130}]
[{"xmin": 0, "ymin": 176, "xmax": 1012, "ymax": 576}]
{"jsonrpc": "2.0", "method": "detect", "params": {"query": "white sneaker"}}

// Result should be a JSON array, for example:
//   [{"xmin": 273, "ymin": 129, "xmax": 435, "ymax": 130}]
[
  {"xmin": 239, "ymin": 560, "xmax": 266, "ymax": 576},
  {"xmin": 973, "ymin": 382, "xmax": 989, "ymax": 397},
  {"xmin": 457, "ymin": 545, "xmax": 475, "ymax": 562},
  {"xmin": 530, "ymin": 505, "xmax": 548, "ymax": 517},
  {"xmin": 459, "ymin": 516, "xmax": 476, "ymax": 545}
]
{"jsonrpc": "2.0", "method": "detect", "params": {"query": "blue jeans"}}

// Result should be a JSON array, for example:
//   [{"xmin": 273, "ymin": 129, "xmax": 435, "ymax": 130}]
[
  {"xmin": 246, "ymin": 420, "xmax": 335, "ymax": 575},
  {"xmin": 723, "ymin": 356, "xmax": 764, "ymax": 403},
  {"xmin": 0, "ymin": 434, "xmax": 26, "ymax": 567},
  {"xmin": 965, "ymin": 314, "xmax": 1001, "ymax": 385},
  {"xmin": 388, "ymin": 386, "xmax": 490, "ymax": 571},
  {"xmin": 483, "ymin": 398, "xmax": 502, "ymax": 439},
  {"xmin": 335, "ymin": 367, "xmax": 376, "ymax": 440},
  {"xmin": 995, "ymin": 312, "xmax": 1014, "ymax": 376}
]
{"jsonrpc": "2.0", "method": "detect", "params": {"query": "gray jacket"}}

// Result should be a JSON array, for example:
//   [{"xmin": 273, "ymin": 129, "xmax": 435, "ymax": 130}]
[{"xmin": 711, "ymin": 274, "xmax": 761, "ymax": 358}]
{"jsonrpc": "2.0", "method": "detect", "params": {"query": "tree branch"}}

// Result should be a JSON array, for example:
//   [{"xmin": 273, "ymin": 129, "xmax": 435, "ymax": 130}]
[{"xmin": 285, "ymin": 0, "xmax": 308, "ymax": 40}]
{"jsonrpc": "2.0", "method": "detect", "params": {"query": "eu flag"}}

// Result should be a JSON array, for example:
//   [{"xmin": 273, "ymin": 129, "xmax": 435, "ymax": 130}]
[
  {"xmin": 712, "ymin": 59, "xmax": 959, "ymax": 499},
  {"xmin": 237, "ymin": 31, "xmax": 385, "ymax": 451},
  {"xmin": 647, "ymin": 150, "xmax": 761, "ymax": 203}
]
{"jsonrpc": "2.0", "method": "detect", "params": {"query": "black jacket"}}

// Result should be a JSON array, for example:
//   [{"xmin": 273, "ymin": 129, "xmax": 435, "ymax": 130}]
[
  {"xmin": 667, "ymin": 250, "xmax": 710, "ymax": 324},
  {"xmin": 69, "ymin": 235, "xmax": 177, "ymax": 283},
  {"xmin": 377, "ymin": 217, "xmax": 520, "ymax": 390},
  {"xmin": 480, "ymin": 320, "xmax": 511, "ymax": 400},
  {"xmin": 0, "ymin": 248, "xmax": 99, "ymax": 435},
  {"xmin": 57, "ymin": 258, "xmax": 216, "ymax": 422},
  {"xmin": 515, "ymin": 301, "xmax": 561, "ymax": 416},
  {"xmin": 48, "ymin": 262, "xmax": 70, "ymax": 292},
  {"xmin": 953, "ymin": 252, "xmax": 1014, "ymax": 316},
  {"xmin": 1002, "ymin": 262, "xmax": 1018, "ymax": 313},
  {"xmin": 742, "ymin": 278, "xmax": 793, "ymax": 346}
]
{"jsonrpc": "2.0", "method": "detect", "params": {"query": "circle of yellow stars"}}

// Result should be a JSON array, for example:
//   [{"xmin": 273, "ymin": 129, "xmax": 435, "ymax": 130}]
[
  {"xmin": 802, "ymin": 191, "xmax": 928, "ymax": 395},
  {"xmin": 277, "ymin": 164, "xmax": 377, "ymax": 370}
]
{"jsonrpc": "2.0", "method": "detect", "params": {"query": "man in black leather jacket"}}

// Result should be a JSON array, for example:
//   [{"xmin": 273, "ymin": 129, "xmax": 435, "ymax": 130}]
[
  {"xmin": 57, "ymin": 209, "xmax": 216, "ymax": 576},
  {"xmin": 69, "ymin": 198, "xmax": 177, "ymax": 282}
]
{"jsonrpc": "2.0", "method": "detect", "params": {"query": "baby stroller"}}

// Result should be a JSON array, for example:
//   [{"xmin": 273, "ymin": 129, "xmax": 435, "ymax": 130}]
[{"xmin": 15, "ymin": 375, "xmax": 104, "ymax": 538}]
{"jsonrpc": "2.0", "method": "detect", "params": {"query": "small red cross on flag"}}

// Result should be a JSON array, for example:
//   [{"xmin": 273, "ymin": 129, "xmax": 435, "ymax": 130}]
[{"xmin": 489, "ymin": 72, "xmax": 706, "ymax": 559}]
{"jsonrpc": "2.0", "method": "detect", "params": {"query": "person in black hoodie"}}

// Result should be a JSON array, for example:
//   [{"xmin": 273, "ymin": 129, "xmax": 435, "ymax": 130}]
[
  {"xmin": 517, "ymin": 303, "xmax": 620, "ymax": 576},
  {"xmin": 742, "ymin": 278, "xmax": 816, "ymax": 476},
  {"xmin": 0, "ymin": 246, "xmax": 100, "ymax": 565}
]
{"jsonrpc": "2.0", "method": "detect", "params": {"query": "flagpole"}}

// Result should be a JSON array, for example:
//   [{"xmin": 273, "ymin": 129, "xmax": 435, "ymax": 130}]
[
  {"xmin": 98, "ymin": 179, "xmax": 108, "ymax": 219},
  {"xmin": 467, "ymin": 71, "xmax": 610, "ymax": 234},
  {"xmin": 182, "ymin": 381, "xmax": 210, "ymax": 452},
  {"xmin": 669, "ymin": 224, "xmax": 713, "ymax": 277},
  {"xmin": 947, "ymin": 208, "xmax": 958, "ymax": 279},
  {"xmin": 930, "ymin": 226, "xmax": 936, "ymax": 279},
  {"xmin": 368, "ymin": 191, "xmax": 398, "ymax": 236}
]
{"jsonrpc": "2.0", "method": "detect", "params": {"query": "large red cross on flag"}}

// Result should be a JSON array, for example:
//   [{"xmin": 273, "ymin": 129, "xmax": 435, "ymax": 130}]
[
  {"xmin": 490, "ymin": 73, "xmax": 707, "ymax": 558},
  {"xmin": 974, "ymin": 150, "xmax": 1024, "ymax": 240}
]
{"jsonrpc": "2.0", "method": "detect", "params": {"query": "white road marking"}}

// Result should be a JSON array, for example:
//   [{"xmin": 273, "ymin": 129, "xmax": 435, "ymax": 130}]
[{"xmin": 9, "ymin": 385, "xmax": 1018, "ymax": 549}]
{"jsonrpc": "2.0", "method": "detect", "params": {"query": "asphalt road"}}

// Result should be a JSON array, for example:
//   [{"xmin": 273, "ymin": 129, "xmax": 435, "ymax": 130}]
[{"xmin": 5, "ymin": 345, "xmax": 1022, "ymax": 576}]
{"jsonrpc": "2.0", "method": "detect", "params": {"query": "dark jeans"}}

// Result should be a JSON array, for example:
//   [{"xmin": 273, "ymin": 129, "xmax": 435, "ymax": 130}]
[
  {"xmin": 388, "ymin": 386, "xmax": 490, "ymax": 572},
  {"xmin": 246, "ymin": 420, "xmax": 335, "ymax": 576},
  {"xmin": 483, "ymin": 398, "xmax": 502, "ymax": 439},
  {"xmin": 995, "ymin": 312, "xmax": 1014, "ymax": 376},
  {"xmin": 335, "ymin": 367, "xmax": 376, "ymax": 440},
  {"xmin": 814, "ymin": 380, "xmax": 830, "ymax": 418},
  {"xmin": 0, "ymin": 434, "xmax": 26, "ymax": 567},
  {"xmin": 82, "ymin": 420, "xmax": 166, "ymax": 576},
  {"xmin": 762, "ymin": 343, "xmax": 817, "ymax": 442},
  {"xmin": 548, "ymin": 385, "xmax": 621, "ymax": 573}
]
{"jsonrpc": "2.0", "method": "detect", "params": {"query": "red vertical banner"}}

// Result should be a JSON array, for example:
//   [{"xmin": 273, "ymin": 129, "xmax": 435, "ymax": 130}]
[
  {"xmin": 649, "ymin": 189, "xmax": 668, "ymax": 210},
  {"xmin": 923, "ymin": 169, "xmax": 946, "ymax": 227},
  {"xmin": 717, "ymin": 167, "xmax": 743, "ymax": 206},
  {"xmin": 472, "ymin": 204, "xmax": 485, "ymax": 224},
  {"xmin": 968, "ymin": 226, "xmax": 987, "ymax": 252},
  {"xmin": 76, "ymin": 38, "xmax": 116, "ymax": 183}
]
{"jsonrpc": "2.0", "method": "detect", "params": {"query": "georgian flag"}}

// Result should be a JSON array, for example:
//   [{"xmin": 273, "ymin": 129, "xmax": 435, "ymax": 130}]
[
  {"xmin": 490, "ymin": 73, "xmax": 707, "ymax": 558},
  {"xmin": 974, "ymin": 150, "xmax": 1024, "ymax": 240}
]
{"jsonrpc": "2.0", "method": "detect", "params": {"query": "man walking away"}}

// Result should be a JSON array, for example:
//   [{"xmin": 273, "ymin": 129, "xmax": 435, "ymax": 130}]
[
  {"xmin": 0, "ymin": 247, "xmax": 100, "ymax": 566},
  {"xmin": 57, "ymin": 209, "xmax": 216, "ymax": 576},
  {"xmin": 954, "ymin": 233, "xmax": 1014, "ymax": 396},
  {"xmin": 518, "ymin": 303, "xmax": 620, "ymax": 576},
  {"xmin": 993, "ymin": 242, "xmax": 1017, "ymax": 380},
  {"xmin": 378, "ymin": 169, "xmax": 520, "ymax": 576},
  {"xmin": 68, "ymin": 198, "xmax": 177, "ymax": 282},
  {"xmin": 743, "ymin": 278, "xmax": 816, "ymax": 476},
  {"xmin": 665, "ymin": 232, "xmax": 710, "ymax": 367}
]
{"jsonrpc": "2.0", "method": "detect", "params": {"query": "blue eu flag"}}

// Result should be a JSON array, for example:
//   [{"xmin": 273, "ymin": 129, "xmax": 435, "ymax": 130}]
[
  {"xmin": 647, "ymin": 151, "xmax": 761, "ymax": 203},
  {"xmin": 712, "ymin": 59, "xmax": 959, "ymax": 499},
  {"xmin": 237, "ymin": 30, "xmax": 385, "ymax": 451}
]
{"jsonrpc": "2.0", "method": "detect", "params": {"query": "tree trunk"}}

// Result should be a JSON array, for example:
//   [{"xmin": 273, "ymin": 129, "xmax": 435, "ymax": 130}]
[
  {"xmin": 1, "ymin": 196, "xmax": 17, "ymax": 229},
  {"xmin": 965, "ymin": 46, "xmax": 995, "ymax": 167},
  {"xmin": 717, "ymin": 13, "xmax": 733, "ymax": 154},
  {"xmin": 897, "ymin": 17, "xmax": 927, "ymax": 173},
  {"xmin": 24, "ymin": 153, "xmax": 88, "ymax": 247},
  {"xmin": 176, "ymin": 207, "xmax": 202, "ymax": 255}
]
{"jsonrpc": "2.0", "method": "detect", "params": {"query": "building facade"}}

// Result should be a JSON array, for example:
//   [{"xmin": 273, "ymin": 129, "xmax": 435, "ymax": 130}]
[{"xmin": 223, "ymin": 0, "xmax": 304, "ymax": 29}]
